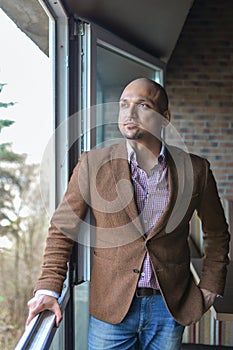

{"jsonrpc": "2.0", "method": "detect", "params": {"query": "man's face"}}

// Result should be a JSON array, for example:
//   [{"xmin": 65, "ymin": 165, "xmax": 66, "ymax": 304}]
[{"xmin": 118, "ymin": 80, "xmax": 166, "ymax": 141}]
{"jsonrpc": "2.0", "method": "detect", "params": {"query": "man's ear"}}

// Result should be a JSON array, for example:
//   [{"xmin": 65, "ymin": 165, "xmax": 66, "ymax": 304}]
[{"xmin": 162, "ymin": 110, "xmax": 171, "ymax": 127}]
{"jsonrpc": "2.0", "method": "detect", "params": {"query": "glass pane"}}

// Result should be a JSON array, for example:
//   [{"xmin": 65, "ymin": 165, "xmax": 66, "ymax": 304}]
[
  {"xmin": 0, "ymin": 7, "xmax": 54, "ymax": 349},
  {"xmin": 75, "ymin": 282, "xmax": 90, "ymax": 350},
  {"xmin": 96, "ymin": 44, "xmax": 162, "ymax": 147},
  {"xmin": 75, "ymin": 27, "xmax": 164, "ymax": 350}
]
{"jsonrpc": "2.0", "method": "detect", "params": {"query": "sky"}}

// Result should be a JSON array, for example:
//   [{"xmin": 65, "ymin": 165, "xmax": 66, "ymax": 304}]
[
  {"xmin": 0, "ymin": 8, "xmax": 53, "ymax": 249},
  {"xmin": 0, "ymin": 8, "xmax": 53, "ymax": 164}
]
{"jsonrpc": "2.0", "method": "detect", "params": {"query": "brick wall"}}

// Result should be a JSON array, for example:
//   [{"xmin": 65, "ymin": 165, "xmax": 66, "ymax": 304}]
[{"xmin": 166, "ymin": 0, "xmax": 233, "ymax": 199}]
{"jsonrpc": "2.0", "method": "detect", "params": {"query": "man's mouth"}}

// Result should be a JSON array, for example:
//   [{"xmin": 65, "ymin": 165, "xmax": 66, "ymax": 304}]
[{"xmin": 124, "ymin": 121, "xmax": 139, "ymax": 128}]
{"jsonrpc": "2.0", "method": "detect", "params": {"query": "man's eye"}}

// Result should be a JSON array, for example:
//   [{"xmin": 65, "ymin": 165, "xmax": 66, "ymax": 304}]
[
  {"xmin": 120, "ymin": 102, "xmax": 128, "ymax": 109},
  {"xmin": 139, "ymin": 103, "xmax": 150, "ymax": 109}
]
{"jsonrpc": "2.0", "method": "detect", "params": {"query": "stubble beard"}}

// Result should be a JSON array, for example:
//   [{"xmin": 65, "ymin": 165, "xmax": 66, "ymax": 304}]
[{"xmin": 121, "ymin": 126, "xmax": 144, "ymax": 140}]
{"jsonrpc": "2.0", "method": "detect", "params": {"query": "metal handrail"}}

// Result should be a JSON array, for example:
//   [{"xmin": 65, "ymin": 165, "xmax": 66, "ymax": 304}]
[{"xmin": 14, "ymin": 285, "xmax": 70, "ymax": 350}]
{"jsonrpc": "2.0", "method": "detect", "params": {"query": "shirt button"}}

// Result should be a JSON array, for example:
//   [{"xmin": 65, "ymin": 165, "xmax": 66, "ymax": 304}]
[
  {"xmin": 141, "ymin": 272, "xmax": 145, "ymax": 277},
  {"xmin": 133, "ymin": 269, "xmax": 140, "ymax": 274}
]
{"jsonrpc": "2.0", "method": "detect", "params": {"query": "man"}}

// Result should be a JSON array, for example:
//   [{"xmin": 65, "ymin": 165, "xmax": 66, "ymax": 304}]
[{"xmin": 27, "ymin": 78, "xmax": 230, "ymax": 349}]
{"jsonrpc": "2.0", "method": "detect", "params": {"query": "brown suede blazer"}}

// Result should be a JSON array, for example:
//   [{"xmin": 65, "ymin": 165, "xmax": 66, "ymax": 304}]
[{"xmin": 35, "ymin": 141, "xmax": 230, "ymax": 326}]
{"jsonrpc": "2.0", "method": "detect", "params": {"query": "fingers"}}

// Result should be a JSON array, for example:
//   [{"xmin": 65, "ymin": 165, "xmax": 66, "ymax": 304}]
[
  {"xmin": 53, "ymin": 302, "xmax": 63, "ymax": 327},
  {"xmin": 200, "ymin": 288, "xmax": 217, "ymax": 310},
  {"xmin": 26, "ymin": 295, "xmax": 62, "ymax": 327}
]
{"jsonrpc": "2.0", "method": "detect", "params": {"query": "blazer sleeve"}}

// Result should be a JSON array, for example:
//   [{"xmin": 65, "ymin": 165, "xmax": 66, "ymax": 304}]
[
  {"xmin": 34, "ymin": 152, "xmax": 89, "ymax": 295},
  {"xmin": 196, "ymin": 159, "xmax": 230, "ymax": 295}
]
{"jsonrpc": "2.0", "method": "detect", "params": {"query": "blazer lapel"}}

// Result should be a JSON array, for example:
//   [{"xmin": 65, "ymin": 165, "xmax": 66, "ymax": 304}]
[
  {"xmin": 165, "ymin": 145, "xmax": 194, "ymax": 234},
  {"xmin": 110, "ymin": 142, "xmax": 144, "ymax": 236},
  {"xmin": 147, "ymin": 151, "xmax": 179, "ymax": 239},
  {"xmin": 110, "ymin": 142, "xmax": 194, "ymax": 239},
  {"xmin": 147, "ymin": 145, "xmax": 194, "ymax": 238}
]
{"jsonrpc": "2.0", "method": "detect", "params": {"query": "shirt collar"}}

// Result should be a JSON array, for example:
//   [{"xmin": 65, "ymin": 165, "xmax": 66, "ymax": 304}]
[{"xmin": 126, "ymin": 141, "xmax": 167, "ymax": 167}]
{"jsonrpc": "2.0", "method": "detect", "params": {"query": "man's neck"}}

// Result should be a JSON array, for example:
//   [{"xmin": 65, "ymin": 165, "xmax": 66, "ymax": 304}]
[
  {"xmin": 127, "ymin": 139, "xmax": 162, "ymax": 175},
  {"xmin": 128, "ymin": 138, "xmax": 162, "ymax": 158}
]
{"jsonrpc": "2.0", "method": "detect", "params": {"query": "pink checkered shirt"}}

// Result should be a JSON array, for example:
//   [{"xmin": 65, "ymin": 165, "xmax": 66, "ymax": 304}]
[{"xmin": 127, "ymin": 142, "xmax": 169, "ymax": 290}]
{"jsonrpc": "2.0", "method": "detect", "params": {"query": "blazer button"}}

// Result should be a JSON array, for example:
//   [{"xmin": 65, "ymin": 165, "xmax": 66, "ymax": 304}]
[{"xmin": 133, "ymin": 269, "xmax": 140, "ymax": 274}]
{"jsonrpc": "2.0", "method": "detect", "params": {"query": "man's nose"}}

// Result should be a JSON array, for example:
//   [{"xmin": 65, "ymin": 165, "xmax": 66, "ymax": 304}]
[{"xmin": 126, "ymin": 104, "xmax": 138, "ymax": 118}]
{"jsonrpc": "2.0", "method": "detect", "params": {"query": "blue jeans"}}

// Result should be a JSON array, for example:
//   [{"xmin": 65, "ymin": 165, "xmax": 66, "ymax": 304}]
[{"xmin": 88, "ymin": 294, "xmax": 185, "ymax": 350}]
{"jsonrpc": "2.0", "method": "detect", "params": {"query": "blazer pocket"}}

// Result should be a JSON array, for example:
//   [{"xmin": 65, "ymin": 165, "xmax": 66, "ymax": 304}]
[{"xmin": 93, "ymin": 249, "xmax": 117, "ymax": 262}]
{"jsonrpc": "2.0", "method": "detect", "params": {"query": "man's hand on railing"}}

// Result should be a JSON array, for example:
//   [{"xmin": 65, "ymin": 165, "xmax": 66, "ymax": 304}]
[
  {"xmin": 26, "ymin": 294, "xmax": 62, "ymax": 327},
  {"xmin": 200, "ymin": 288, "xmax": 217, "ymax": 311}
]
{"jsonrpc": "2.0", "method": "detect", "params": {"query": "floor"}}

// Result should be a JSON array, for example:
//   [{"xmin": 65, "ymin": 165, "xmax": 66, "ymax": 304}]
[{"xmin": 181, "ymin": 344, "xmax": 233, "ymax": 350}]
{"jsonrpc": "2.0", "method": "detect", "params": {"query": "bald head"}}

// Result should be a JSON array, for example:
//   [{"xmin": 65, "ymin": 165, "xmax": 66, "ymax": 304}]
[{"xmin": 121, "ymin": 78, "xmax": 169, "ymax": 114}]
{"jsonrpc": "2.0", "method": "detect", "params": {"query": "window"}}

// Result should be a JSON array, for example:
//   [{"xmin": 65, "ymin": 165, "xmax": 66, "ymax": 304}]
[
  {"xmin": 0, "ymin": 5, "xmax": 54, "ymax": 348},
  {"xmin": 73, "ymin": 21, "xmax": 165, "ymax": 350}
]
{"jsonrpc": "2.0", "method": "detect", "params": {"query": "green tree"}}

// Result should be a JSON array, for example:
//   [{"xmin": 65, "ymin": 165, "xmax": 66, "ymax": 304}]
[
  {"xmin": 0, "ymin": 83, "xmax": 24, "ymax": 234},
  {"xmin": 0, "ymin": 83, "xmax": 49, "ymax": 348},
  {"xmin": 0, "ymin": 162, "xmax": 48, "ymax": 349}
]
